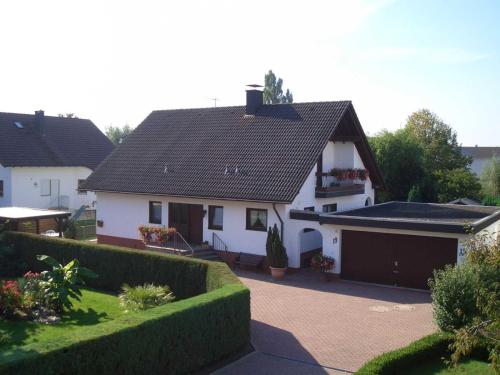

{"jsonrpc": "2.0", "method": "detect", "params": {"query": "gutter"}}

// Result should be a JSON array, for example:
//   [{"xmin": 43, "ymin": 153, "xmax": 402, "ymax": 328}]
[{"xmin": 272, "ymin": 203, "xmax": 284, "ymax": 240}]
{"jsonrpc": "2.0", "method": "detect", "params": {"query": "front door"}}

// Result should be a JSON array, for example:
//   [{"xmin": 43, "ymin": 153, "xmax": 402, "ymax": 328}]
[{"xmin": 168, "ymin": 203, "xmax": 204, "ymax": 244}]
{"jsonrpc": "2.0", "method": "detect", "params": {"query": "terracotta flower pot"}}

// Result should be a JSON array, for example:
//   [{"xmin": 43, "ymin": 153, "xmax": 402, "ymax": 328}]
[{"xmin": 270, "ymin": 266, "xmax": 287, "ymax": 280}]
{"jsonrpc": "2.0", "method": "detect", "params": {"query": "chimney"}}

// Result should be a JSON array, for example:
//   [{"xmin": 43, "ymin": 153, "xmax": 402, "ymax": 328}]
[
  {"xmin": 245, "ymin": 84, "xmax": 263, "ymax": 115},
  {"xmin": 34, "ymin": 110, "xmax": 45, "ymax": 135}
]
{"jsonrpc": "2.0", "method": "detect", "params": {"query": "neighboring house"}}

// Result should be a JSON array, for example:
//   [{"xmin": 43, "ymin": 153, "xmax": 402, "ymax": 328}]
[
  {"xmin": 0, "ymin": 110, "xmax": 113, "ymax": 212},
  {"xmin": 461, "ymin": 146, "xmax": 499, "ymax": 176},
  {"xmin": 82, "ymin": 87, "xmax": 384, "ymax": 268},
  {"xmin": 448, "ymin": 198, "xmax": 481, "ymax": 205}
]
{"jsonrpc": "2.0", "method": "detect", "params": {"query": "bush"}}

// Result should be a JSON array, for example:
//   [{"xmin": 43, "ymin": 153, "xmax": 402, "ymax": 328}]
[
  {"xmin": 0, "ymin": 244, "xmax": 26, "ymax": 277},
  {"xmin": 266, "ymin": 224, "xmax": 288, "ymax": 268},
  {"xmin": 0, "ymin": 232, "xmax": 250, "ymax": 375},
  {"xmin": 429, "ymin": 264, "xmax": 479, "ymax": 331},
  {"xmin": 119, "ymin": 283, "xmax": 174, "ymax": 311},
  {"xmin": 356, "ymin": 332, "xmax": 452, "ymax": 374},
  {"xmin": 37, "ymin": 255, "xmax": 98, "ymax": 312},
  {"xmin": 2, "ymin": 232, "xmax": 207, "ymax": 299},
  {"xmin": 0, "ymin": 280, "xmax": 23, "ymax": 318}
]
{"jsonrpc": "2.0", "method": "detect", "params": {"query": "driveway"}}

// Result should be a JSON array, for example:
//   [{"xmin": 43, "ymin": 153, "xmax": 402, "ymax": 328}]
[{"xmin": 214, "ymin": 269, "xmax": 435, "ymax": 374}]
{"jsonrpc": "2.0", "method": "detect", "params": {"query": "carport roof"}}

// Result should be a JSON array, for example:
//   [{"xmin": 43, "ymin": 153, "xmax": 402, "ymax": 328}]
[
  {"xmin": 290, "ymin": 201, "xmax": 500, "ymax": 234},
  {"xmin": 0, "ymin": 207, "xmax": 71, "ymax": 221}
]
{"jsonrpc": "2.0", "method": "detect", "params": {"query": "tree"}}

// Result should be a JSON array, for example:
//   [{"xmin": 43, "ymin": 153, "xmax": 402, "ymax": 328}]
[
  {"xmin": 57, "ymin": 113, "xmax": 77, "ymax": 118},
  {"xmin": 404, "ymin": 109, "xmax": 470, "ymax": 172},
  {"xmin": 434, "ymin": 168, "xmax": 482, "ymax": 203},
  {"xmin": 105, "ymin": 125, "xmax": 134, "ymax": 145},
  {"xmin": 480, "ymin": 155, "xmax": 500, "ymax": 198},
  {"xmin": 368, "ymin": 130, "xmax": 425, "ymax": 202},
  {"xmin": 263, "ymin": 70, "xmax": 293, "ymax": 104}
]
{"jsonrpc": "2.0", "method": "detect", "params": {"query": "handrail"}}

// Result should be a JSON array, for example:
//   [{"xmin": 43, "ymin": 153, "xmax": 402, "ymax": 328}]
[
  {"xmin": 173, "ymin": 231, "xmax": 195, "ymax": 257},
  {"xmin": 212, "ymin": 232, "xmax": 229, "ymax": 260}
]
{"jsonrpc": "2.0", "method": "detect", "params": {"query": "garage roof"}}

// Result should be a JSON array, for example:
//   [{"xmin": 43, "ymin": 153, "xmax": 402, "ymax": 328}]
[{"xmin": 290, "ymin": 201, "xmax": 500, "ymax": 234}]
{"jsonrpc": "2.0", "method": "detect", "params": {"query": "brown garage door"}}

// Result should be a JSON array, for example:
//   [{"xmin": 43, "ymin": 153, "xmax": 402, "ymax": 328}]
[{"xmin": 341, "ymin": 230, "xmax": 457, "ymax": 289}]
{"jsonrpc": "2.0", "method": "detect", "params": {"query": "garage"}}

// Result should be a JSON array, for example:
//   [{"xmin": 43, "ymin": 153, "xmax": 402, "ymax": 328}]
[
  {"xmin": 341, "ymin": 230, "xmax": 457, "ymax": 289},
  {"xmin": 290, "ymin": 202, "xmax": 500, "ymax": 290}
]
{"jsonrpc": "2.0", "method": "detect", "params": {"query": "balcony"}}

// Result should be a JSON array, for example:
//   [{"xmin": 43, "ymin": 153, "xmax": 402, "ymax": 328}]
[{"xmin": 315, "ymin": 169, "xmax": 367, "ymax": 198}]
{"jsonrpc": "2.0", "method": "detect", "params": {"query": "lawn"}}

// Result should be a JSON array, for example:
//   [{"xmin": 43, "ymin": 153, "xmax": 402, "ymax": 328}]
[
  {"xmin": 406, "ymin": 358, "xmax": 495, "ymax": 375},
  {"xmin": 0, "ymin": 288, "xmax": 123, "ymax": 350}
]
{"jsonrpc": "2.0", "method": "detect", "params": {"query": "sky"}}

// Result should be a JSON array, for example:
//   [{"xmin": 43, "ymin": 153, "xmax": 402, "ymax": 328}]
[{"xmin": 0, "ymin": 0, "xmax": 499, "ymax": 145}]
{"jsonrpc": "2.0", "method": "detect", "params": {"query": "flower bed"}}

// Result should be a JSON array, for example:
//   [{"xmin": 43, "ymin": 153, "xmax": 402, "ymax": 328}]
[{"xmin": 0, "ymin": 232, "xmax": 250, "ymax": 375}]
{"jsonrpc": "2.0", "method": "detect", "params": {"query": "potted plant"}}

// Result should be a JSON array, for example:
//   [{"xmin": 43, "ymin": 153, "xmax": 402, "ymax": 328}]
[
  {"xmin": 311, "ymin": 254, "xmax": 335, "ymax": 281},
  {"xmin": 266, "ymin": 224, "xmax": 288, "ymax": 279}
]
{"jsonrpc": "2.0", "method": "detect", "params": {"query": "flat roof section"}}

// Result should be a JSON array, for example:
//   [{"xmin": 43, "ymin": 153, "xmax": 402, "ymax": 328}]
[
  {"xmin": 0, "ymin": 207, "xmax": 71, "ymax": 221},
  {"xmin": 290, "ymin": 201, "xmax": 500, "ymax": 235}
]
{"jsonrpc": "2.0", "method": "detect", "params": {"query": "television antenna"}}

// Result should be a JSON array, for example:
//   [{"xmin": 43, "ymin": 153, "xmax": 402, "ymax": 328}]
[{"xmin": 209, "ymin": 97, "xmax": 220, "ymax": 107}]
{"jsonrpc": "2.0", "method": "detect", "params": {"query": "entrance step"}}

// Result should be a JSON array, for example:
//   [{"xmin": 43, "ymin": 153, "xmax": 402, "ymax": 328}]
[{"xmin": 194, "ymin": 248, "xmax": 222, "ymax": 261}]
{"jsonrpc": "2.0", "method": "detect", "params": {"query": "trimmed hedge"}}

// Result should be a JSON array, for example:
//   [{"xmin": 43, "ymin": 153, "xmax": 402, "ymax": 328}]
[
  {"xmin": 356, "ymin": 332, "xmax": 452, "ymax": 374},
  {"xmin": 356, "ymin": 332, "xmax": 489, "ymax": 375},
  {"xmin": 0, "ymin": 232, "xmax": 250, "ymax": 375}
]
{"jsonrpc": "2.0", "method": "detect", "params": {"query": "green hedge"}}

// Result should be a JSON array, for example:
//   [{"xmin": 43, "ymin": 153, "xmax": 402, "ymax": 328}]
[
  {"xmin": 0, "ymin": 232, "xmax": 250, "ymax": 375},
  {"xmin": 356, "ymin": 332, "xmax": 452, "ymax": 374},
  {"xmin": 3, "ymin": 232, "xmax": 207, "ymax": 299}
]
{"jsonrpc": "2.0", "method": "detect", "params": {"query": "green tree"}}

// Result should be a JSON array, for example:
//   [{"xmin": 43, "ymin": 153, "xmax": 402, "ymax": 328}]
[
  {"xmin": 480, "ymin": 155, "xmax": 500, "ymax": 197},
  {"xmin": 434, "ymin": 168, "xmax": 482, "ymax": 203},
  {"xmin": 404, "ymin": 109, "xmax": 470, "ymax": 172},
  {"xmin": 263, "ymin": 70, "xmax": 293, "ymax": 104},
  {"xmin": 369, "ymin": 130, "xmax": 425, "ymax": 202},
  {"xmin": 105, "ymin": 125, "xmax": 134, "ymax": 145}
]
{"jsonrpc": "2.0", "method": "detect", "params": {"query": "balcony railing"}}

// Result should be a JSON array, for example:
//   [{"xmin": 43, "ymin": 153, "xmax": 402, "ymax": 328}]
[{"xmin": 315, "ymin": 172, "xmax": 366, "ymax": 198}]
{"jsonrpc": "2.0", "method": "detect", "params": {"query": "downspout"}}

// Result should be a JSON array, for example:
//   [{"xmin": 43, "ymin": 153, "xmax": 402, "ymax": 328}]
[{"xmin": 272, "ymin": 203, "xmax": 284, "ymax": 241}]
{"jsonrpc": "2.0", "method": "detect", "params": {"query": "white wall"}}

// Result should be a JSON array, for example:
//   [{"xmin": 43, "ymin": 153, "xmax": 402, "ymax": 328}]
[
  {"xmin": 0, "ymin": 164, "xmax": 12, "ymax": 207},
  {"xmin": 10, "ymin": 167, "xmax": 95, "ymax": 211},
  {"xmin": 96, "ymin": 192, "xmax": 287, "ymax": 257},
  {"xmin": 288, "ymin": 142, "xmax": 375, "ymax": 213}
]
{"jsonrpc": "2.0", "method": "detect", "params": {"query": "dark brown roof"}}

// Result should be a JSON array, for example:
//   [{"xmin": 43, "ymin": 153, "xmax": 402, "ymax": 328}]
[
  {"xmin": 461, "ymin": 146, "xmax": 500, "ymax": 159},
  {"xmin": 290, "ymin": 201, "xmax": 500, "ymax": 234},
  {"xmin": 0, "ymin": 112, "xmax": 114, "ymax": 169},
  {"xmin": 82, "ymin": 101, "xmax": 384, "ymax": 203}
]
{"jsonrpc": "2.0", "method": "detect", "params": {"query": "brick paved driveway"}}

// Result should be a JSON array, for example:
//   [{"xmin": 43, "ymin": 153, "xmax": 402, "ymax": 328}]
[{"xmin": 215, "ymin": 269, "xmax": 435, "ymax": 374}]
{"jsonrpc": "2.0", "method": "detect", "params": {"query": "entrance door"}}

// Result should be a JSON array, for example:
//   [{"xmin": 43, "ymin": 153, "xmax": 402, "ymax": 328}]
[{"xmin": 168, "ymin": 203, "xmax": 204, "ymax": 244}]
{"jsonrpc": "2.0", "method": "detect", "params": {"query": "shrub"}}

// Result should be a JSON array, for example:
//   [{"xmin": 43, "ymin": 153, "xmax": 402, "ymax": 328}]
[
  {"xmin": 119, "ymin": 283, "xmax": 174, "ymax": 311},
  {"xmin": 0, "ymin": 280, "xmax": 22, "ymax": 318},
  {"xmin": 3, "ymin": 232, "xmax": 207, "ymax": 299},
  {"xmin": 0, "ymin": 244, "xmax": 26, "ymax": 277},
  {"xmin": 429, "ymin": 264, "xmax": 479, "ymax": 331},
  {"xmin": 356, "ymin": 332, "xmax": 452, "ymax": 374},
  {"xmin": 37, "ymin": 255, "xmax": 98, "ymax": 312},
  {"xmin": 18, "ymin": 271, "xmax": 45, "ymax": 310},
  {"xmin": 266, "ymin": 224, "xmax": 288, "ymax": 268}
]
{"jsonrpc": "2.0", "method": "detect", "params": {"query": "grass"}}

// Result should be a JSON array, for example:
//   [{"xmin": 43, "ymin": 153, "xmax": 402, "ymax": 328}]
[
  {"xmin": 406, "ymin": 358, "xmax": 495, "ymax": 374},
  {"xmin": 0, "ymin": 288, "xmax": 123, "ymax": 350}
]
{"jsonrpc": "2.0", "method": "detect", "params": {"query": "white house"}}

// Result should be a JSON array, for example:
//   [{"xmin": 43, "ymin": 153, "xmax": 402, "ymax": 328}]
[
  {"xmin": 0, "ymin": 110, "xmax": 113, "ymax": 213},
  {"xmin": 461, "ymin": 146, "xmax": 499, "ymax": 176},
  {"xmin": 82, "ymin": 87, "xmax": 500, "ymax": 289}
]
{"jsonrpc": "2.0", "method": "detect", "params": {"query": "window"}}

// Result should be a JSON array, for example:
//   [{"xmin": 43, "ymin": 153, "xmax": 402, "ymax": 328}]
[
  {"xmin": 77, "ymin": 179, "xmax": 87, "ymax": 195},
  {"xmin": 208, "ymin": 205, "xmax": 224, "ymax": 230},
  {"xmin": 0, "ymin": 180, "xmax": 3, "ymax": 197},
  {"xmin": 303, "ymin": 207, "xmax": 315, "ymax": 232},
  {"xmin": 40, "ymin": 179, "xmax": 51, "ymax": 196},
  {"xmin": 246, "ymin": 208, "xmax": 267, "ymax": 231},
  {"xmin": 149, "ymin": 201, "xmax": 162, "ymax": 224},
  {"xmin": 322, "ymin": 203, "xmax": 337, "ymax": 213}
]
